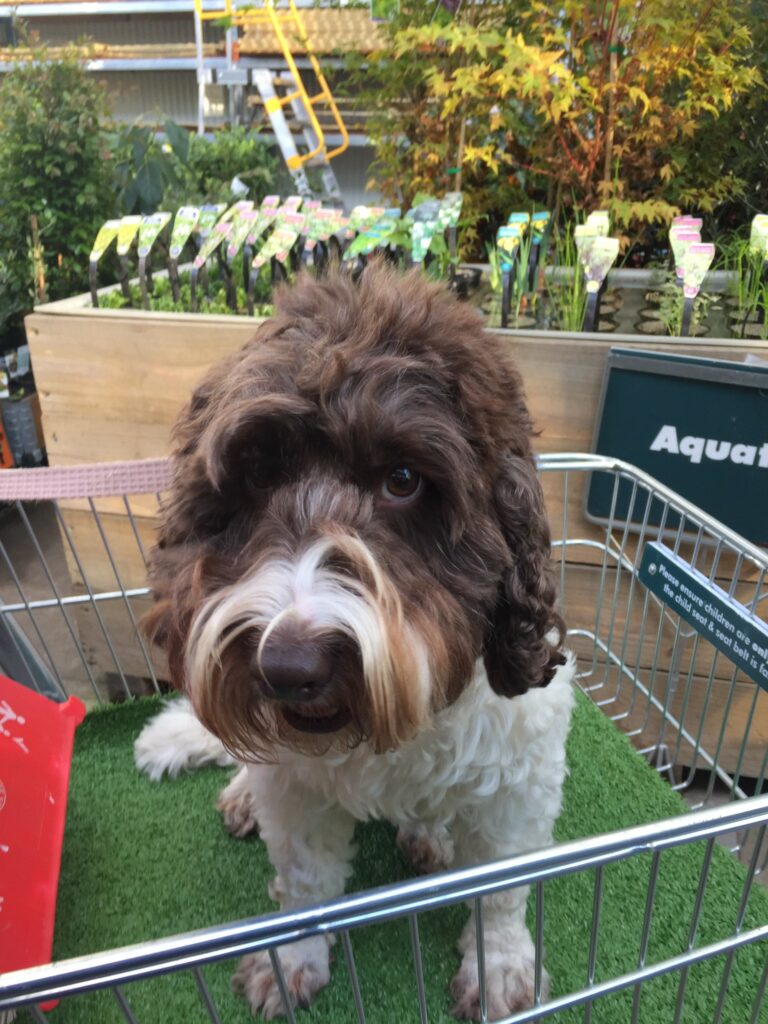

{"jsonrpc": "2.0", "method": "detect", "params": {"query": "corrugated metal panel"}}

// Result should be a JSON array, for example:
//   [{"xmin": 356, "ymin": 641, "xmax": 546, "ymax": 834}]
[
  {"xmin": 98, "ymin": 69, "xmax": 209, "ymax": 124},
  {"xmin": 332, "ymin": 146, "xmax": 380, "ymax": 208},
  {"xmin": 26, "ymin": 12, "xmax": 209, "ymax": 45}
]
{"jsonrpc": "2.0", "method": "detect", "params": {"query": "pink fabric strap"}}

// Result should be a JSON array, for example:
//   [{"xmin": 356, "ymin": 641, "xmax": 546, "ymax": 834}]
[{"xmin": 0, "ymin": 458, "xmax": 173, "ymax": 501}]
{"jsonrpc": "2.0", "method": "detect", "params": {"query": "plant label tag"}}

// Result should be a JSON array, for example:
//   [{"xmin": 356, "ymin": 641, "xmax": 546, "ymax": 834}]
[
  {"xmin": 220, "ymin": 200, "xmax": 254, "ymax": 224},
  {"xmin": 531, "ymin": 210, "xmax": 551, "ymax": 241},
  {"xmin": 196, "ymin": 204, "xmax": 227, "ymax": 240},
  {"xmin": 440, "ymin": 192, "xmax": 463, "ymax": 228},
  {"xmin": 169, "ymin": 207, "xmax": 201, "ymax": 259},
  {"xmin": 670, "ymin": 228, "xmax": 700, "ymax": 279},
  {"xmin": 681, "ymin": 242, "xmax": 715, "ymax": 298},
  {"xmin": 115, "ymin": 216, "xmax": 142, "ymax": 257},
  {"xmin": 226, "ymin": 210, "xmax": 260, "ymax": 259},
  {"xmin": 749, "ymin": 214, "xmax": 768, "ymax": 255},
  {"xmin": 671, "ymin": 215, "xmax": 703, "ymax": 228},
  {"xmin": 585, "ymin": 211, "xmax": 610, "ymax": 236},
  {"xmin": 639, "ymin": 541, "xmax": 768, "ymax": 691},
  {"xmin": 89, "ymin": 220, "xmax": 122, "ymax": 262},
  {"xmin": 137, "ymin": 212, "xmax": 171, "ymax": 258},
  {"xmin": 408, "ymin": 199, "xmax": 442, "ymax": 263},
  {"xmin": 252, "ymin": 215, "xmax": 305, "ymax": 268},
  {"xmin": 497, "ymin": 225, "xmax": 522, "ymax": 270},
  {"xmin": 507, "ymin": 212, "xmax": 531, "ymax": 229},
  {"xmin": 578, "ymin": 235, "xmax": 619, "ymax": 291},
  {"xmin": 194, "ymin": 220, "xmax": 232, "ymax": 268}
]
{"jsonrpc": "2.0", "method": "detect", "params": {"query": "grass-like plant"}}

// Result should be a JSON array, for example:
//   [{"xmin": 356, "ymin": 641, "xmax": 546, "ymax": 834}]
[
  {"xmin": 545, "ymin": 224, "xmax": 588, "ymax": 332},
  {"xmin": 656, "ymin": 277, "xmax": 712, "ymax": 336},
  {"xmin": 718, "ymin": 233, "xmax": 767, "ymax": 336}
]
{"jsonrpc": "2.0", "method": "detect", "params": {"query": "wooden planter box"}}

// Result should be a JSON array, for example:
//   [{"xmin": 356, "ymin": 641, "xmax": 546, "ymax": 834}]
[{"xmin": 24, "ymin": 289, "xmax": 768, "ymax": 773}]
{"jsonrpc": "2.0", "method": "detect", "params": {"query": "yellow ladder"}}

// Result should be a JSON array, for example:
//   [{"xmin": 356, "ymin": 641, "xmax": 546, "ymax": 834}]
[{"xmin": 193, "ymin": 0, "xmax": 349, "ymax": 195}]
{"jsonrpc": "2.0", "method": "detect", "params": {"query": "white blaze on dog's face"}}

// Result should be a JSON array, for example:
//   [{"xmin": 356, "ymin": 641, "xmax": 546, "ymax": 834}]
[{"xmin": 146, "ymin": 264, "xmax": 564, "ymax": 759}]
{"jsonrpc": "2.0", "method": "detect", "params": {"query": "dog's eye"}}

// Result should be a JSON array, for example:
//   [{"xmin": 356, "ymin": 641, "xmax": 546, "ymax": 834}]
[{"xmin": 381, "ymin": 466, "xmax": 422, "ymax": 504}]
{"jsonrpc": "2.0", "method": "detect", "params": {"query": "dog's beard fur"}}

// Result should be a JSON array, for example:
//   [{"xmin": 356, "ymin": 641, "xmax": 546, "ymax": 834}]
[
  {"xmin": 146, "ymin": 262, "xmax": 565, "ymax": 763},
  {"xmin": 186, "ymin": 531, "xmax": 452, "ymax": 759}
]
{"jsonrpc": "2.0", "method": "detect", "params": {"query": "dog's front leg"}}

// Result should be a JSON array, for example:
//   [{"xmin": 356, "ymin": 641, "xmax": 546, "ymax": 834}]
[
  {"xmin": 231, "ymin": 764, "xmax": 356, "ymax": 1019},
  {"xmin": 449, "ymin": 822, "xmax": 552, "ymax": 1021}
]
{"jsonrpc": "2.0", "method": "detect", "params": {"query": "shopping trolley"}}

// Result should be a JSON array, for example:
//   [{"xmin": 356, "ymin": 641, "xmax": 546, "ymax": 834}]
[{"xmin": 0, "ymin": 453, "xmax": 766, "ymax": 1023}]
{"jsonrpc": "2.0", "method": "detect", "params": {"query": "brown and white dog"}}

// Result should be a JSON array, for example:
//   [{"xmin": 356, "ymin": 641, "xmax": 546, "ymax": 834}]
[{"xmin": 135, "ymin": 263, "xmax": 575, "ymax": 1020}]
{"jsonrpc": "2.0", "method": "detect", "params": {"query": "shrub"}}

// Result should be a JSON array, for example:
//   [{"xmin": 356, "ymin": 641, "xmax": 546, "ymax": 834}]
[
  {"xmin": 0, "ymin": 39, "xmax": 115, "ymax": 332},
  {"xmin": 349, "ymin": 0, "xmax": 761, "ymax": 252},
  {"xmin": 164, "ymin": 125, "xmax": 283, "ymax": 208}
]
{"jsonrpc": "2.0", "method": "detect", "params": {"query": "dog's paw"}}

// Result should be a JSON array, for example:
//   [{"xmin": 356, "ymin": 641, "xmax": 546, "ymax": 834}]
[
  {"xmin": 396, "ymin": 823, "xmax": 454, "ymax": 874},
  {"xmin": 134, "ymin": 698, "xmax": 234, "ymax": 781},
  {"xmin": 450, "ymin": 951, "xmax": 548, "ymax": 1021},
  {"xmin": 232, "ymin": 938, "xmax": 330, "ymax": 1018},
  {"xmin": 217, "ymin": 767, "xmax": 260, "ymax": 837}
]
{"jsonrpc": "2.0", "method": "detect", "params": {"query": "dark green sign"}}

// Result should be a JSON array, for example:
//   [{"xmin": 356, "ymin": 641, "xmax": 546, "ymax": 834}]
[
  {"xmin": 639, "ymin": 541, "xmax": 768, "ymax": 691},
  {"xmin": 588, "ymin": 349, "xmax": 768, "ymax": 543}
]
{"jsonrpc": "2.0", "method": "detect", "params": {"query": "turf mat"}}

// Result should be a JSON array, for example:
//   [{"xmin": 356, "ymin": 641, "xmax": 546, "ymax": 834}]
[{"xmin": 25, "ymin": 691, "xmax": 768, "ymax": 1023}]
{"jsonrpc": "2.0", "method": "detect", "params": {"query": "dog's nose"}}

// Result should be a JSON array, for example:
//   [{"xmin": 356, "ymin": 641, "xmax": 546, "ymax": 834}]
[{"xmin": 256, "ymin": 639, "xmax": 332, "ymax": 702}]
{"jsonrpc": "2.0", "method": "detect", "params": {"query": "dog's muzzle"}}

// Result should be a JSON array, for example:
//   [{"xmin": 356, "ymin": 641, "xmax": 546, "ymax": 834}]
[{"xmin": 254, "ymin": 632, "xmax": 353, "ymax": 734}]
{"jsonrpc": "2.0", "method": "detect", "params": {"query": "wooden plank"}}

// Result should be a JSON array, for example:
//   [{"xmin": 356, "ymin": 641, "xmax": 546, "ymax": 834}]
[{"xmin": 25, "ymin": 311, "xmax": 257, "ymax": 466}]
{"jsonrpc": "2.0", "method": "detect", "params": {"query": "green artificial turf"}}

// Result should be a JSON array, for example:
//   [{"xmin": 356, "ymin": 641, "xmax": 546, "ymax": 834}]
[{"xmin": 24, "ymin": 692, "xmax": 768, "ymax": 1023}]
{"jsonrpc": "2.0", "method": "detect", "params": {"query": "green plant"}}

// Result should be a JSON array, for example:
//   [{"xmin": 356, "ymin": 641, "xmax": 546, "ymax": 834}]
[
  {"xmin": 545, "ymin": 225, "xmax": 588, "ymax": 332},
  {"xmin": 165, "ymin": 126, "xmax": 282, "ymax": 208},
  {"xmin": 719, "ymin": 233, "xmax": 765, "ymax": 319},
  {"xmin": 108, "ymin": 118, "xmax": 191, "ymax": 214},
  {"xmin": 350, "ymin": 0, "xmax": 761, "ymax": 250},
  {"xmin": 343, "ymin": 0, "xmax": 527, "ymax": 256},
  {"xmin": 657, "ymin": 277, "xmax": 712, "ymax": 336},
  {"xmin": 0, "ymin": 38, "xmax": 115, "ymax": 331},
  {"xmin": 99, "ymin": 265, "xmax": 273, "ymax": 316}
]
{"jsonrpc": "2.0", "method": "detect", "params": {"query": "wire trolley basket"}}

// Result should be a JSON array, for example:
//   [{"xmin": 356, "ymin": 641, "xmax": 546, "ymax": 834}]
[{"xmin": 0, "ymin": 452, "xmax": 766, "ymax": 1023}]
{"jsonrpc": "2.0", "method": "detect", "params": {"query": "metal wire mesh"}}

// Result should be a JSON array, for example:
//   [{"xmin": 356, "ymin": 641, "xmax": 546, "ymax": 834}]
[{"xmin": 1, "ymin": 453, "xmax": 766, "ymax": 1023}]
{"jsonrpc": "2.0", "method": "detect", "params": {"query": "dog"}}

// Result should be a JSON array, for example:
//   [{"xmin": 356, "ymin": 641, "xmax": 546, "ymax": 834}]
[{"xmin": 134, "ymin": 262, "xmax": 576, "ymax": 1021}]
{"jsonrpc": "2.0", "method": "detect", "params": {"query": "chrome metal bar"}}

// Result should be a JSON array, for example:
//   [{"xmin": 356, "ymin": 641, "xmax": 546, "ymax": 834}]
[
  {"xmin": 589, "ymin": 470, "xmax": 623, "ymax": 683},
  {"xmin": 5, "ymin": 796, "xmax": 766, "ymax": 1011},
  {"xmin": 711, "ymin": 823, "xmax": 767, "ymax": 1024},
  {"xmin": 749, "ymin": 957, "xmax": 768, "ymax": 1024},
  {"xmin": 408, "ymin": 914, "xmax": 429, "ymax": 1024},
  {"xmin": 0, "ymin": 587, "xmax": 151, "ymax": 614},
  {"xmin": 340, "ymin": 931, "xmax": 366, "ymax": 1024},
  {"xmin": 600, "ymin": 478, "xmax": 638, "ymax": 704},
  {"xmin": 28, "ymin": 1006, "xmax": 49, "ymax": 1023},
  {"xmin": 474, "ymin": 898, "xmax": 487, "ymax": 1023},
  {"xmin": 583, "ymin": 866, "xmax": 603, "ymax": 1024},
  {"xmin": 574, "ymin": 631, "xmax": 745, "ymax": 798},
  {"xmin": 53, "ymin": 504, "xmax": 132, "ymax": 700},
  {"xmin": 489, "ymin": 926, "xmax": 768, "ymax": 1024},
  {"xmin": 534, "ymin": 882, "xmax": 544, "ymax": 1007},
  {"xmin": 113, "ymin": 985, "xmax": 139, "ymax": 1023},
  {"xmin": 123, "ymin": 496, "xmax": 150, "ymax": 569},
  {"xmin": 672, "ymin": 836, "xmax": 716, "ymax": 1024},
  {"xmin": 558, "ymin": 470, "xmax": 569, "ymax": 608},
  {"xmin": 13, "ymin": 503, "xmax": 100, "ymax": 697},
  {"xmin": 88, "ymin": 499, "xmax": 160, "ymax": 692},
  {"xmin": 630, "ymin": 849, "xmax": 661, "ymax": 1024},
  {"xmin": 268, "ymin": 950, "xmax": 297, "ymax": 1024},
  {"xmin": 0, "ymin": 596, "xmax": 52, "ymax": 697},
  {"xmin": 538, "ymin": 454, "xmax": 768, "ymax": 573},
  {"xmin": 611, "ymin": 483, "xmax": 654, "ymax": 715},
  {"xmin": 0, "ymin": 539, "xmax": 66, "ymax": 693},
  {"xmin": 51, "ymin": 505, "xmax": 130, "ymax": 700},
  {"xmin": 193, "ymin": 966, "xmax": 222, "ymax": 1024}
]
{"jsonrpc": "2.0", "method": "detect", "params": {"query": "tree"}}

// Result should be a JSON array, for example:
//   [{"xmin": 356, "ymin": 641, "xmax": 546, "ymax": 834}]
[
  {"xmin": 351, "ymin": 0, "xmax": 761, "ymax": 250},
  {"xmin": 0, "ymin": 40, "xmax": 114, "ymax": 333}
]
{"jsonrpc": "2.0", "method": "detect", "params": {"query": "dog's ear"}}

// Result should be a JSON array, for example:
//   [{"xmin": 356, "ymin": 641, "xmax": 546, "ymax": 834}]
[{"xmin": 483, "ymin": 452, "xmax": 565, "ymax": 697}]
